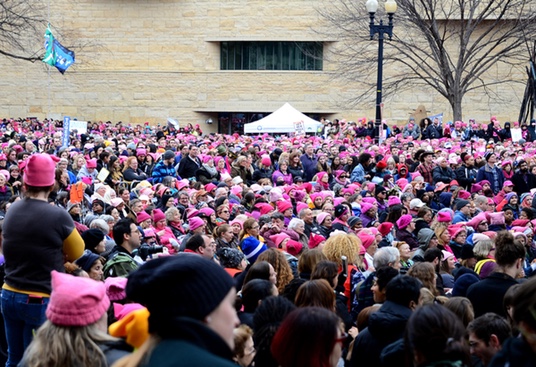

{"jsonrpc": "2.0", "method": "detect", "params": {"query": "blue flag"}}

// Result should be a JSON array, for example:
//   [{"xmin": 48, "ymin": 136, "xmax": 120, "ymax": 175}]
[{"xmin": 43, "ymin": 26, "xmax": 75, "ymax": 74}]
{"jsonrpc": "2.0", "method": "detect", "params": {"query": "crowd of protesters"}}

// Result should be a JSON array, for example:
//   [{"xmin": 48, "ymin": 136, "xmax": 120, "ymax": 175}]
[{"xmin": 0, "ymin": 115, "xmax": 536, "ymax": 366}]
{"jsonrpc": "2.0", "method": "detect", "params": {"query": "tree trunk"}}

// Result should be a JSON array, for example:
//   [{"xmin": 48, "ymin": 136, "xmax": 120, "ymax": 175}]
[{"xmin": 450, "ymin": 95, "xmax": 463, "ymax": 121}]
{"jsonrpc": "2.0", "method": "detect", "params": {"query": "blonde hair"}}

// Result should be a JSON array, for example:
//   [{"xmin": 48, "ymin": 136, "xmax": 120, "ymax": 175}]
[
  {"xmin": 123, "ymin": 157, "xmax": 138, "ymax": 173},
  {"xmin": 21, "ymin": 320, "xmax": 118, "ymax": 367},
  {"xmin": 322, "ymin": 233, "xmax": 361, "ymax": 267},
  {"xmin": 113, "ymin": 336, "xmax": 160, "ymax": 367}
]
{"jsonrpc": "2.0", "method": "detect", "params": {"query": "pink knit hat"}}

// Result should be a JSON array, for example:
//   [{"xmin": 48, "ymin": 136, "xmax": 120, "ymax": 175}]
[
  {"xmin": 277, "ymin": 201, "xmax": 293, "ymax": 213},
  {"xmin": 361, "ymin": 202, "xmax": 374, "ymax": 214},
  {"xmin": 188, "ymin": 217, "xmax": 205, "ymax": 231},
  {"xmin": 396, "ymin": 214, "xmax": 412, "ymax": 230},
  {"xmin": 46, "ymin": 271, "xmax": 110, "ymax": 327},
  {"xmin": 137, "ymin": 211, "xmax": 151, "ymax": 224},
  {"xmin": 152, "ymin": 209, "xmax": 166, "ymax": 223},
  {"xmin": 387, "ymin": 196, "xmax": 401, "ymax": 206},
  {"xmin": 437, "ymin": 211, "xmax": 452, "ymax": 223},
  {"xmin": 261, "ymin": 155, "xmax": 272, "ymax": 167},
  {"xmin": 86, "ymin": 158, "xmax": 97, "ymax": 169},
  {"xmin": 270, "ymin": 233, "xmax": 290, "ymax": 248},
  {"xmin": 24, "ymin": 154, "xmax": 57, "ymax": 187},
  {"xmin": 105, "ymin": 277, "xmax": 128, "ymax": 302},
  {"xmin": 308, "ymin": 233, "xmax": 326, "ymax": 249},
  {"xmin": 316, "ymin": 212, "xmax": 331, "ymax": 225},
  {"xmin": 358, "ymin": 233, "xmax": 376, "ymax": 249}
]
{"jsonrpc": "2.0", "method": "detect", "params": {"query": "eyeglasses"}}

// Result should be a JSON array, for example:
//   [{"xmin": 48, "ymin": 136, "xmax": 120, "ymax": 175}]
[
  {"xmin": 490, "ymin": 247, "xmax": 496, "ymax": 251},
  {"xmin": 221, "ymin": 210, "xmax": 230, "ymax": 214},
  {"xmin": 340, "ymin": 175, "xmax": 348, "ymax": 178}
]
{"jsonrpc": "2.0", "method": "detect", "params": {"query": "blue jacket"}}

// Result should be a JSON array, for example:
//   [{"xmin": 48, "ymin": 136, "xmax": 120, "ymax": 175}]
[
  {"xmin": 151, "ymin": 161, "xmax": 177, "ymax": 183},
  {"xmin": 476, "ymin": 164, "xmax": 504, "ymax": 194},
  {"xmin": 300, "ymin": 154, "xmax": 318, "ymax": 181}
]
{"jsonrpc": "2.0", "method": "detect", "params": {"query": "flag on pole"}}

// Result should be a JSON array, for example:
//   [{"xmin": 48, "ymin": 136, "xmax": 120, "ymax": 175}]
[{"xmin": 43, "ymin": 26, "xmax": 75, "ymax": 74}]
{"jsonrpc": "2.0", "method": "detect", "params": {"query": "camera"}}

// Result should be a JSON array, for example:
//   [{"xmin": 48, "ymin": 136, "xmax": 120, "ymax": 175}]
[{"xmin": 136, "ymin": 243, "xmax": 164, "ymax": 261}]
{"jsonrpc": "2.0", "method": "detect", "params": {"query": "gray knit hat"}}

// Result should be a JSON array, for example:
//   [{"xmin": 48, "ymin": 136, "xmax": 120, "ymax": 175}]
[{"xmin": 217, "ymin": 247, "xmax": 245, "ymax": 269}]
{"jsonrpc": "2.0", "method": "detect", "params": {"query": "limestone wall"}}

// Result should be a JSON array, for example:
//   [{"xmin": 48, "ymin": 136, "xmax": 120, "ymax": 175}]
[{"xmin": 0, "ymin": 0, "xmax": 526, "ymax": 132}]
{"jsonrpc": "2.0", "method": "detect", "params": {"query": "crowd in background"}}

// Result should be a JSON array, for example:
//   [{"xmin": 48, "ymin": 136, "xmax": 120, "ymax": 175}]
[{"xmin": 0, "ymin": 115, "xmax": 536, "ymax": 367}]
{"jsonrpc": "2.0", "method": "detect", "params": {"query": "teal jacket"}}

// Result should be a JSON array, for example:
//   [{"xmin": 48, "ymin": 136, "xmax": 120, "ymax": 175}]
[{"xmin": 142, "ymin": 318, "xmax": 236, "ymax": 367}]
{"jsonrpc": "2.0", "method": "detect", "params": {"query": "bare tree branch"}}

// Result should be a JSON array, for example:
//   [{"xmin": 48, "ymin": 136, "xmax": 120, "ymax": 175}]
[{"xmin": 318, "ymin": 0, "xmax": 536, "ymax": 119}]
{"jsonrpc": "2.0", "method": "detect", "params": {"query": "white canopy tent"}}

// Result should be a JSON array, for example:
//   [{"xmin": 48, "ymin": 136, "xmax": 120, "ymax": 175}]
[{"xmin": 243, "ymin": 103, "xmax": 322, "ymax": 134}]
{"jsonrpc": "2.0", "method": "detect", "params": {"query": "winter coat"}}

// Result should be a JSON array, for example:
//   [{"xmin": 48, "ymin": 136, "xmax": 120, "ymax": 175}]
[
  {"xmin": 466, "ymin": 272, "xmax": 518, "ymax": 318},
  {"xmin": 195, "ymin": 165, "xmax": 221, "ymax": 184},
  {"xmin": 432, "ymin": 166, "xmax": 456, "ymax": 185},
  {"xmin": 349, "ymin": 301, "xmax": 413, "ymax": 367},
  {"xmin": 141, "ymin": 317, "xmax": 236, "ymax": 367},
  {"xmin": 476, "ymin": 164, "xmax": 505, "ymax": 194},
  {"xmin": 455, "ymin": 164, "xmax": 478, "ymax": 191},
  {"xmin": 489, "ymin": 336, "xmax": 536, "ymax": 367}
]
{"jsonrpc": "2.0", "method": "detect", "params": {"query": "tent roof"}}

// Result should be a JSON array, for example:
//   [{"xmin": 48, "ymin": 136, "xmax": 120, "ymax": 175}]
[{"xmin": 243, "ymin": 103, "xmax": 321, "ymax": 134}]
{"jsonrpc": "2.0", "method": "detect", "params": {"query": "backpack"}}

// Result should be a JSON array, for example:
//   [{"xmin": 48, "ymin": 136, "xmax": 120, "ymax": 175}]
[{"xmin": 103, "ymin": 252, "xmax": 138, "ymax": 279}]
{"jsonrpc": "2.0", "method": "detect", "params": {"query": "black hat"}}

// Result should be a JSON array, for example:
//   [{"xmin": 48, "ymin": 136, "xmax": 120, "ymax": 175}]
[
  {"xmin": 334, "ymin": 204, "xmax": 348, "ymax": 218},
  {"xmin": 460, "ymin": 244, "xmax": 475, "ymax": 260},
  {"xmin": 455, "ymin": 199, "xmax": 470, "ymax": 211},
  {"xmin": 75, "ymin": 251, "xmax": 101, "ymax": 273},
  {"xmin": 375, "ymin": 185, "xmax": 387, "ymax": 196},
  {"xmin": 163, "ymin": 150, "xmax": 175, "ymax": 161},
  {"xmin": 82, "ymin": 229, "xmax": 105, "ymax": 252},
  {"xmin": 92, "ymin": 199, "xmax": 105, "ymax": 208},
  {"xmin": 419, "ymin": 151, "xmax": 434, "ymax": 162},
  {"xmin": 127, "ymin": 255, "xmax": 235, "ymax": 332}
]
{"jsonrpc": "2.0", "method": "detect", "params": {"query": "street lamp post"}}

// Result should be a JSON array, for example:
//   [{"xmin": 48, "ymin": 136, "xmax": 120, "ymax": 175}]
[{"xmin": 366, "ymin": 0, "xmax": 397, "ymax": 143}]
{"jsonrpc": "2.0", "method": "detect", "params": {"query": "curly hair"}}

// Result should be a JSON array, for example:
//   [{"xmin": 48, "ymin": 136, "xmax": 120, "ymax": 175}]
[
  {"xmin": 322, "ymin": 233, "xmax": 361, "ymax": 267},
  {"xmin": 257, "ymin": 248, "xmax": 294, "ymax": 294}
]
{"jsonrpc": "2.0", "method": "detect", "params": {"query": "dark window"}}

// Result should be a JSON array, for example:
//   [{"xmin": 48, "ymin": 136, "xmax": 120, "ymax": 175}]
[{"xmin": 221, "ymin": 41, "xmax": 323, "ymax": 70}]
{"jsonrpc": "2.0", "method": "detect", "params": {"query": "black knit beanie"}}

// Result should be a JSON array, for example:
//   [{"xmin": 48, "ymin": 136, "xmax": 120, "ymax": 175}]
[
  {"xmin": 82, "ymin": 228, "xmax": 105, "ymax": 252},
  {"xmin": 126, "ymin": 255, "xmax": 234, "ymax": 332}
]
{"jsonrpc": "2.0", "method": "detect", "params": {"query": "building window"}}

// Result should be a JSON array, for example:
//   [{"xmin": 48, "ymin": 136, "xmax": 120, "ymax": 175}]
[{"xmin": 220, "ymin": 41, "xmax": 323, "ymax": 71}]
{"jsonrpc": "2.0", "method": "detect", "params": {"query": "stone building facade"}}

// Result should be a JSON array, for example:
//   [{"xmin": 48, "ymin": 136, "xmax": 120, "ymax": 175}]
[{"xmin": 0, "ymin": 0, "xmax": 526, "ymax": 133}]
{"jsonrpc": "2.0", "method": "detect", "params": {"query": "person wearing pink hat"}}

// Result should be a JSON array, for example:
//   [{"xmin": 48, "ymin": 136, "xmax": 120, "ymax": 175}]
[
  {"xmin": 358, "ymin": 232, "xmax": 378, "ymax": 272},
  {"xmin": 20, "ymin": 271, "xmax": 131, "ymax": 367},
  {"xmin": 77, "ymin": 157, "xmax": 99, "ymax": 182},
  {"xmin": 395, "ymin": 214, "xmax": 419, "ymax": 250},
  {"xmin": 195, "ymin": 155, "xmax": 221, "ymax": 184},
  {"xmin": 152, "ymin": 209, "xmax": 179, "ymax": 254},
  {"xmin": 276, "ymin": 201, "xmax": 294, "ymax": 226},
  {"xmin": 359, "ymin": 202, "xmax": 377, "ymax": 228},
  {"xmin": 2, "ymin": 154, "xmax": 85, "ymax": 366},
  {"xmin": 316, "ymin": 211, "xmax": 333, "ymax": 239}
]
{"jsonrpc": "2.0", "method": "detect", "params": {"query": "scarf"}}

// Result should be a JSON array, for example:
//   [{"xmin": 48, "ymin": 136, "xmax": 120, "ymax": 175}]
[{"xmin": 203, "ymin": 163, "xmax": 218, "ymax": 177}]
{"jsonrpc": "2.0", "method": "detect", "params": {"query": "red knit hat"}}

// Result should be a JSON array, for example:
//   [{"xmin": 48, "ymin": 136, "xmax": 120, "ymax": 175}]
[
  {"xmin": 308, "ymin": 233, "xmax": 326, "ymax": 249},
  {"xmin": 47, "ymin": 271, "xmax": 110, "ymax": 327},
  {"xmin": 286, "ymin": 240, "xmax": 303, "ymax": 256},
  {"xmin": 24, "ymin": 154, "xmax": 58, "ymax": 187},
  {"xmin": 377, "ymin": 222, "xmax": 394, "ymax": 237}
]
